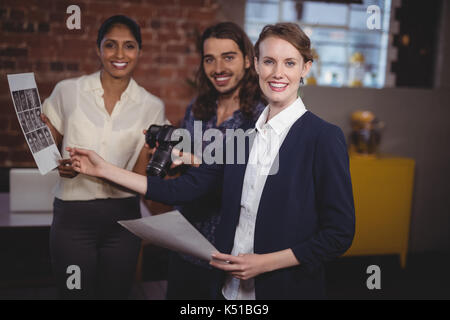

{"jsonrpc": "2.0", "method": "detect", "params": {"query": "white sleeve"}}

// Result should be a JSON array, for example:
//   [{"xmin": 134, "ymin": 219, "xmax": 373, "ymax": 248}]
[
  {"xmin": 42, "ymin": 81, "xmax": 65, "ymax": 135},
  {"xmin": 134, "ymin": 97, "xmax": 170, "ymax": 153},
  {"xmin": 155, "ymin": 101, "xmax": 170, "ymax": 126}
]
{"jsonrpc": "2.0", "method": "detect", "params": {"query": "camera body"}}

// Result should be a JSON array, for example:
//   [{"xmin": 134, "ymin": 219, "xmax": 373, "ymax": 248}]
[{"xmin": 145, "ymin": 124, "xmax": 181, "ymax": 178}]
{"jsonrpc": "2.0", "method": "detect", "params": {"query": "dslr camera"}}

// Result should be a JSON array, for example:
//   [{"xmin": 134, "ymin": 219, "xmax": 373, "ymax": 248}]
[{"xmin": 145, "ymin": 124, "xmax": 182, "ymax": 178}]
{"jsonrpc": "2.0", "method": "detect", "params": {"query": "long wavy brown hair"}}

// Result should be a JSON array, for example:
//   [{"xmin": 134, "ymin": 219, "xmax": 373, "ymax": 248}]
[{"xmin": 193, "ymin": 22, "xmax": 264, "ymax": 121}]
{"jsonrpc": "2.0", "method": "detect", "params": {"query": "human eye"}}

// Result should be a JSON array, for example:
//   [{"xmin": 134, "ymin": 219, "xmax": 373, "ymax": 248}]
[
  {"xmin": 286, "ymin": 60, "xmax": 296, "ymax": 67},
  {"xmin": 204, "ymin": 57, "xmax": 214, "ymax": 64},
  {"xmin": 104, "ymin": 41, "xmax": 115, "ymax": 49},
  {"xmin": 126, "ymin": 43, "xmax": 136, "ymax": 49},
  {"xmin": 263, "ymin": 59, "xmax": 273, "ymax": 65},
  {"xmin": 224, "ymin": 55, "xmax": 234, "ymax": 62}
]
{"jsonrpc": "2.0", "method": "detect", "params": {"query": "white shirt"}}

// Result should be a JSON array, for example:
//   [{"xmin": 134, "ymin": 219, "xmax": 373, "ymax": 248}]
[
  {"xmin": 222, "ymin": 97, "xmax": 307, "ymax": 300},
  {"xmin": 43, "ymin": 71, "xmax": 168, "ymax": 201}
]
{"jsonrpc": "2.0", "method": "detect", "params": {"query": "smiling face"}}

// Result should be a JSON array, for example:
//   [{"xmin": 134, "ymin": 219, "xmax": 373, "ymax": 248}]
[
  {"xmin": 97, "ymin": 24, "xmax": 140, "ymax": 79},
  {"xmin": 202, "ymin": 37, "xmax": 250, "ymax": 95},
  {"xmin": 255, "ymin": 36, "xmax": 311, "ymax": 110}
]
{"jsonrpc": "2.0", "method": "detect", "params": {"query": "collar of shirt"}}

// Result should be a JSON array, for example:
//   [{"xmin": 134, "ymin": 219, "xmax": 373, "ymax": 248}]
[
  {"xmin": 253, "ymin": 97, "xmax": 307, "ymax": 137},
  {"xmin": 210, "ymin": 106, "xmax": 245, "ymax": 131},
  {"xmin": 184, "ymin": 100, "xmax": 265, "ymax": 133},
  {"xmin": 80, "ymin": 71, "xmax": 141, "ymax": 104}
]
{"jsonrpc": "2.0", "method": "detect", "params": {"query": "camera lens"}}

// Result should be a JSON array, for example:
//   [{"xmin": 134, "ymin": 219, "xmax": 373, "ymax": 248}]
[
  {"xmin": 145, "ymin": 124, "xmax": 181, "ymax": 178},
  {"xmin": 146, "ymin": 146, "xmax": 173, "ymax": 178},
  {"xmin": 146, "ymin": 165, "xmax": 164, "ymax": 177}
]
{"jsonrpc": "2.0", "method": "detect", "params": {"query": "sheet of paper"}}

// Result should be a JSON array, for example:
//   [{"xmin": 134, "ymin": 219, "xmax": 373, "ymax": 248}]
[
  {"xmin": 119, "ymin": 210, "xmax": 218, "ymax": 262},
  {"xmin": 7, "ymin": 73, "xmax": 61, "ymax": 175}
]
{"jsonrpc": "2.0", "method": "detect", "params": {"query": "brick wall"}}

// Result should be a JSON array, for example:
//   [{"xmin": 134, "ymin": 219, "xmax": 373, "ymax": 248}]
[{"xmin": 0, "ymin": 0, "xmax": 220, "ymax": 167}]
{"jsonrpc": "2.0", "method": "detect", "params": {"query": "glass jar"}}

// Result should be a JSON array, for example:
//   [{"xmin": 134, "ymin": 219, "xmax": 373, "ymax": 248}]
[{"xmin": 349, "ymin": 52, "xmax": 365, "ymax": 87}]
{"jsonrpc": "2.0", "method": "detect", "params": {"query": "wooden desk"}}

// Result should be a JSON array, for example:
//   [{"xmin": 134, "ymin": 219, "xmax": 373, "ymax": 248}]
[{"xmin": 344, "ymin": 156, "xmax": 415, "ymax": 268}]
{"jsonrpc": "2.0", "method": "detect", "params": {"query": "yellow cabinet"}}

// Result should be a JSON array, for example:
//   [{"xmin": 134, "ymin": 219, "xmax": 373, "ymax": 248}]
[{"xmin": 344, "ymin": 156, "xmax": 415, "ymax": 268}]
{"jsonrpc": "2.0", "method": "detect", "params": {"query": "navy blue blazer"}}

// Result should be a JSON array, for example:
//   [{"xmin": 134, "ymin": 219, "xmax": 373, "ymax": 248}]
[{"xmin": 145, "ymin": 111, "xmax": 355, "ymax": 299}]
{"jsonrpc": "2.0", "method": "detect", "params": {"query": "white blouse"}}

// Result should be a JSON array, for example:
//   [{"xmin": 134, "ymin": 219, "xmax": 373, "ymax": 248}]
[
  {"xmin": 43, "ymin": 71, "xmax": 168, "ymax": 201},
  {"xmin": 222, "ymin": 97, "xmax": 307, "ymax": 300}
]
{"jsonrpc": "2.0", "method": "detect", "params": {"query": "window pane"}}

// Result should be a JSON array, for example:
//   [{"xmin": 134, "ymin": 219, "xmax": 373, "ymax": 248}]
[
  {"xmin": 246, "ymin": 1, "xmax": 279, "ymax": 22},
  {"xmin": 281, "ymin": 0, "xmax": 299, "ymax": 22},
  {"xmin": 310, "ymin": 28, "xmax": 382, "ymax": 48},
  {"xmin": 357, "ymin": 0, "xmax": 387, "ymax": 12},
  {"xmin": 245, "ymin": 21, "xmax": 268, "ymax": 43},
  {"xmin": 315, "ymin": 45, "xmax": 347, "ymax": 64},
  {"xmin": 301, "ymin": 2, "xmax": 349, "ymax": 26},
  {"xmin": 309, "ymin": 27, "xmax": 348, "ymax": 45},
  {"xmin": 349, "ymin": 8, "xmax": 369, "ymax": 30},
  {"xmin": 348, "ymin": 30, "xmax": 382, "ymax": 48}
]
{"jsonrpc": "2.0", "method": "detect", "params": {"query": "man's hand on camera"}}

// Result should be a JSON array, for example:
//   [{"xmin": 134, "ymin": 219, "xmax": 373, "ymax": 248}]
[
  {"xmin": 142, "ymin": 129, "xmax": 157, "ymax": 157},
  {"xmin": 171, "ymin": 148, "xmax": 201, "ymax": 168},
  {"xmin": 142, "ymin": 129, "xmax": 200, "ymax": 168}
]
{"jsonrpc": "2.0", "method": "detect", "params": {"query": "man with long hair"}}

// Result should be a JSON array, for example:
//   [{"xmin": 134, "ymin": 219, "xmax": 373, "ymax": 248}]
[{"xmin": 166, "ymin": 22, "xmax": 266, "ymax": 299}]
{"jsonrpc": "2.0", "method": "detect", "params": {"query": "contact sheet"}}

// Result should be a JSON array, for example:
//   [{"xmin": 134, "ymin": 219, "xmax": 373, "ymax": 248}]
[{"xmin": 7, "ymin": 73, "xmax": 61, "ymax": 175}]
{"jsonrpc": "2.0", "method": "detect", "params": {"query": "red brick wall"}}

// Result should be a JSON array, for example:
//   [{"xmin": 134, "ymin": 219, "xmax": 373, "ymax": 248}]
[{"xmin": 0, "ymin": 0, "xmax": 220, "ymax": 167}]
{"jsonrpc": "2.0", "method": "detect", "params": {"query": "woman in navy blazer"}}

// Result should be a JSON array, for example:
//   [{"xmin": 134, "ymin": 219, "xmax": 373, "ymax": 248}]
[{"xmin": 69, "ymin": 23, "xmax": 355, "ymax": 299}]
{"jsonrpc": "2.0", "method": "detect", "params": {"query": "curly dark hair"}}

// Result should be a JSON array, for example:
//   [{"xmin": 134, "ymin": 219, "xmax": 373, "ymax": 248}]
[{"xmin": 193, "ymin": 22, "xmax": 264, "ymax": 121}]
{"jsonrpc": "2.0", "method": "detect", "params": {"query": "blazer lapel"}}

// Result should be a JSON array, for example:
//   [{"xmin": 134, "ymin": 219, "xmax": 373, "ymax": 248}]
[
  {"xmin": 224, "ymin": 126, "xmax": 255, "ymax": 185},
  {"xmin": 254, "ymin": 111, "xmax": 312, "ymax": 251}
]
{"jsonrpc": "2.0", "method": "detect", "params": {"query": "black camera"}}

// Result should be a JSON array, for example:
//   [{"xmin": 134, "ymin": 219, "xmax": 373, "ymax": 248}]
[{"xmin": 145, "ymin": 124, "xmax": 182, "ymax": 178}]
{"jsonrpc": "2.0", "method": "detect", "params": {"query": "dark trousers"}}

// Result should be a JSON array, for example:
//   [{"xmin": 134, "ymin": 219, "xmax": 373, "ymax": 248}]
[
  {"xmin": 50, "ymin": 197, "xmax": 141, "ymax": 300},
  {"xmin": 166, "ymin": 253, "xmax": 215, "ymax": 300}
]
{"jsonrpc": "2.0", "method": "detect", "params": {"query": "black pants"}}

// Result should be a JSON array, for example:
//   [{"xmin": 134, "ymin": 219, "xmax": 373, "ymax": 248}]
[
  {"xmin": 166, "ymin": 252, "xmax": 215, "ymax": 300},
  {"xmin": 50, "ymin": 197, "xmax": 141, "ymax": 300}
]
